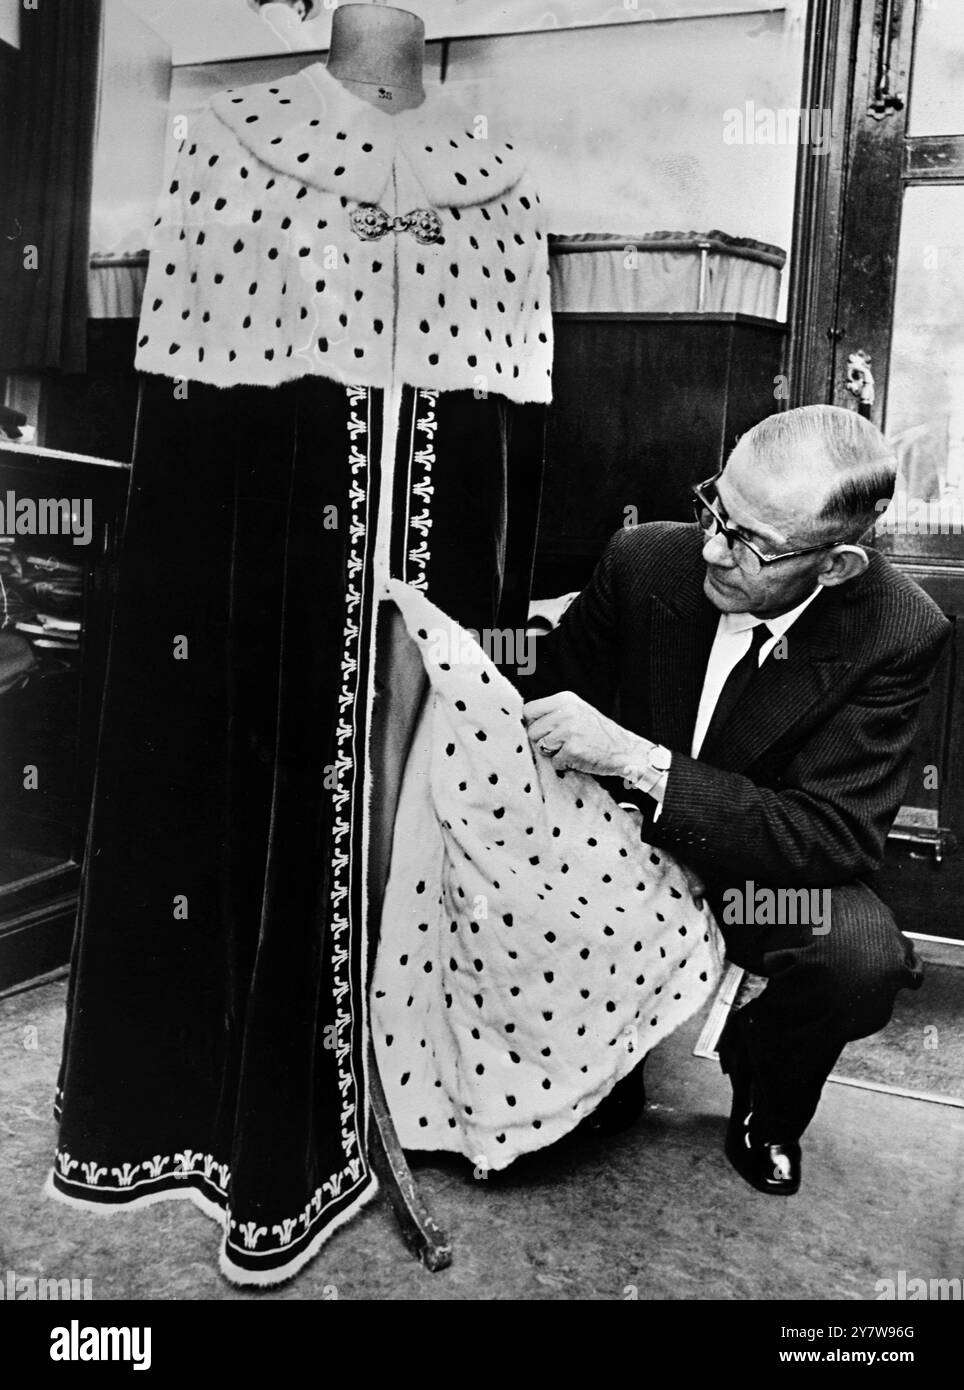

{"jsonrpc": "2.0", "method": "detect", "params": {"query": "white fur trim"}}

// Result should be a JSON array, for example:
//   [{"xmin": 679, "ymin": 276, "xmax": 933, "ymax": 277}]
[
  {"xmin": 44, "ymin": 1168, "xmax": 380, "ymax": 1290},
  {"xmin": 217, "ymin": 1176, "xmax": 380, "ymax": 1289},
  {"xmin": 372, "ymin": 580, "xmax": 724, "ymax": 1172},
  {"xmin": 135, "ymin": 67, "xmax": 553, "ymax": 403},
  {"xmin": 216, "ymin": 64, "xmax": 525, "ymax": 210},
  {"xmin": 44, "ymin": 1170, "xmax": 228, "ymax": 1227}
]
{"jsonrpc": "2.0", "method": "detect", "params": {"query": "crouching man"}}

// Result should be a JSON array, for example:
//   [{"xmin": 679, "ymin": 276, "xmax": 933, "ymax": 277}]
[{"xmin": 519, "ymin": 405, "xmax": 949, "ymax": 1194}]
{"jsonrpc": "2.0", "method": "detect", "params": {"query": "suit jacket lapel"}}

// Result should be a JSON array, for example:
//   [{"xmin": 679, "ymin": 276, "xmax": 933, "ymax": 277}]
[
  {"xmin": 647, "ymin": 534, "xmax": 858, "ymax": 770},
  {"xmin": 699, "ymin": 589, "xmax": 854, "ymax": 771},
  {"xmin": 649, "ymin": 565, "xmax": 718, "ymax": 751}
]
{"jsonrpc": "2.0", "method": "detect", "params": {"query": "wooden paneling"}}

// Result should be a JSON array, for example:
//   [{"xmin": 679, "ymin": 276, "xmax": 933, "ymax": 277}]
[
  {"xmin": 535, "ymin": 312, "xmax": 785, "ymax": 596},
  {"xmin": 874, "ymin": 570, "xmax": 964, "ymax": 941},
  {"xmin": 40, "ymin": 320, "xmax": 141, "ymax": 463}
]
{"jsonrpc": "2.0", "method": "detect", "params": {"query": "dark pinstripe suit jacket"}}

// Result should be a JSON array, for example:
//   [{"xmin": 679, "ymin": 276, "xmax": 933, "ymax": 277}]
[{"xmin": 520, "ymin": 522, "xmax": 951, "ymax": 890}]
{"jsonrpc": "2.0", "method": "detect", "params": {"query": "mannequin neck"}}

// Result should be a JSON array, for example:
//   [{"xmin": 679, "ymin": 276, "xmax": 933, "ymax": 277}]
[{"xmin": 326, "ymin": 4, "xmax": 425, "ymax": 114}]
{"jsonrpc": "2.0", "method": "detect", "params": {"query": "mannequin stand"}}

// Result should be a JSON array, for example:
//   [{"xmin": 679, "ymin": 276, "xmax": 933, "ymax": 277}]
[
  {"xmin": 368, "ymin": 1039, "xmax": 453, "ymax": 1271},
  {"xmin": 331, "ymin": 6, "xmax": 452, "ymax": 1267},
  {"xmin": 366, "ymin": 594, "xmax": 453, "ymax": 1271}
]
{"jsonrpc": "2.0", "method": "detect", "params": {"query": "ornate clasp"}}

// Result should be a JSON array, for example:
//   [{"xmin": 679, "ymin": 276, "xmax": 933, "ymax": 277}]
[{"xmin": 349, "ymin": 204, "xmax": 445, "ymax": 245}]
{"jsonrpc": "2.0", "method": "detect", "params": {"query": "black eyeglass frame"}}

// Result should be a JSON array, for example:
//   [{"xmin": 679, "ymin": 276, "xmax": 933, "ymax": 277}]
[{"xmin": 690, "ymin": 472, "xmax": 848, "ymax": 570}]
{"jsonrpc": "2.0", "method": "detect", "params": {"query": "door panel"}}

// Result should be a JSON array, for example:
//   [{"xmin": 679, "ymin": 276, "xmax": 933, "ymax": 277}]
[
  {"xmin": 907, "ymin": 2, "xmax": 964, "ymax": 137},
  {"xmin": 790, "ymin": 0, "xmax": 964, "ymax": 940},
  {"xmin": 877, "ymin": 186, "xmax": 964, "ymax": 563}
]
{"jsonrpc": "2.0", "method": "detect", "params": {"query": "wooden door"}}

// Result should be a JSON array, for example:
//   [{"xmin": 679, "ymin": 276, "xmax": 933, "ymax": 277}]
[{"xmin": 789, "ymin": 0, "xmax": 964, "ymax": 939}]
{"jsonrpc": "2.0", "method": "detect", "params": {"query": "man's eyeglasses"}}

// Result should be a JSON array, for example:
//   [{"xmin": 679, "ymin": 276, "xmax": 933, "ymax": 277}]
[{"xmin": 690, "ymin": 473, "xmax": 844, "ymax": 576}]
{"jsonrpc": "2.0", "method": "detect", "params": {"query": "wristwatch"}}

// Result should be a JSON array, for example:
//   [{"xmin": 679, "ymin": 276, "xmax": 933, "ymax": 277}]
[{"xmin": 623, "ymin": 740, "xmax": 673, "ymax": 797}]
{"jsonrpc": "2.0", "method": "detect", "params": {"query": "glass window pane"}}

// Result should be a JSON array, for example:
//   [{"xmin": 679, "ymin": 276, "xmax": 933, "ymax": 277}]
[
  {"xmin": 908, "ymin": 3, "xmax": 964, "ymax": 136},
  {"xmin": 881, "ymin": 186, "xmax": 964, "ymax": 557}
]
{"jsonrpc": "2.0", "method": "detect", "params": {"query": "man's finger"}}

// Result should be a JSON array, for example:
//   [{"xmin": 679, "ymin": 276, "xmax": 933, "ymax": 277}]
[
  {"xmin": 526, "ymin": 717, "xmax": 563, "ymax": 747},
  {"xmin": 522, "ymin": 696, "xmax": 563, "ymax": 722}
]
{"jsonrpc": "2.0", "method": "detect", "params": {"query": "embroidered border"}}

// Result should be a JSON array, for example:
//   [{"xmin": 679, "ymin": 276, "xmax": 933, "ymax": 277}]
[
  {"xmin": 54, "ymin": 1148, "xmax": 230, "ymax": 1198},
  {"xmin": 406, "ymin": 388, "xmax": 438, "ymax": 589},
  {"xmin": 223, "ymin": 380, "xmax": 373, "ymax": 1261},
  {"xmin": 318, "ymin": 383, "xmax": 369, "ymax": 1165}
]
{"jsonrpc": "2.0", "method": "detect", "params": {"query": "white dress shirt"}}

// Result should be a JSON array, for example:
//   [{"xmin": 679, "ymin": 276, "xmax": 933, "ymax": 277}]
[
  {"xmin": 636, "ymin": 585, "xmax": 822, "ymax": 824},
  {"xmin": 690, "ymin": 587, "xmax": 823, "ymax": 758},
  {"xmin": 624, "ymin": 586, "xmax": 823, "ymax": 821}
]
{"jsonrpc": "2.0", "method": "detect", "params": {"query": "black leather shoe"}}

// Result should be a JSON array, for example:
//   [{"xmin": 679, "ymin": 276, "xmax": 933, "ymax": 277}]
[
  {"xmin": 725, "ymin": 1103, "xmax": 801, "ymax": 1195},
  {"xmin": 719, "ymin": 1011, "xmax": 801, "ymax": 1194},
  {"xmin": 585, "ymin": 1058, "xmax": 647, "ymax": 1137}
]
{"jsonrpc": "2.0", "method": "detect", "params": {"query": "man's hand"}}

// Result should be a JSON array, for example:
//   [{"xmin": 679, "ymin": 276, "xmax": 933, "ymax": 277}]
[{"xmin": 523, "ymin": 691, "xmax": 648, "ymax": 779}]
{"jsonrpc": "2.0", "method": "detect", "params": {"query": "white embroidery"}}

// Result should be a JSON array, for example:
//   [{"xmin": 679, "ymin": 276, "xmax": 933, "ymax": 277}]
[
  {"xmin": 272, "ymin": 1218, "xmax": 298, "ymax": 1246},
  {"xmin": 55, "ymin": 1149, "xmax": 222, "ymax": 1192},
  {"xmin": 237, "ymin": 1221, "xmax": 268, "ymax": 1251},
  {"xmin": 142, "ymin": 1155, "xmax": 171, "ymax": 1181},
  {"xmin": 327, "ymin": 387, "xmax": 370, "ymax": 1163},
  {"xmin": 407, "ymin": 390, "xmax": 437, "ymax": 591}
]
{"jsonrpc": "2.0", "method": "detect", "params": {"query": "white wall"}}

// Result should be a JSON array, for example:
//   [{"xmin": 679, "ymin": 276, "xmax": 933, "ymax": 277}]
[
  {"xmin": 444, "ymin": 13, "xmax": 805, "ymax": 252},
  {"xmin": 0, "ymin": 0, "xmax": 19, "ymax": 48},
  {"xmin": 172, "ymin": 9, "xmax": 806, "ymax": 295},
  {"xmin": 90, "ymin": 1, "xmax": 173, "ymax": 253},
  {"xmin": 124, "ymin": 0, "xmax": 802, "ymax": 67}
]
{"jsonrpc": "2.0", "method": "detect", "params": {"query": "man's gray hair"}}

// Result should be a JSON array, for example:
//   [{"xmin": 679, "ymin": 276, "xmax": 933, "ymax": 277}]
[{"xmin": 738, "ymin": 404, "xmax": 897, "ymax": 542}]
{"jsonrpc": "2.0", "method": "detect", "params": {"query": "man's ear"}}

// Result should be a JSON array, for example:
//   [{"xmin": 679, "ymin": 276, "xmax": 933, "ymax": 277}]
[{"xmin": 816, "ymin": 544, "xmax": 869, "ymax": 588}]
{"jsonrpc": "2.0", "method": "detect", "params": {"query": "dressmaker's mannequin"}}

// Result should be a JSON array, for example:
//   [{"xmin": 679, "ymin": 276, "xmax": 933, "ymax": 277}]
[
  {"xmin": 331, "ymin": 2, "xmax": 431, "ymax": 912},
  {"xmin": 326, "ymin": 2, "xmax": 425, "ymax": 113},
  {"xmin": 326, "ymin": 7, "xmax": 439, "ymax": 1245}
]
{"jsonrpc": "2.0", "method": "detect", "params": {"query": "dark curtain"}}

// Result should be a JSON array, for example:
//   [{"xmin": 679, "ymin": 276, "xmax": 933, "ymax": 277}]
[{"xmin": 0, "ymin": 0, "xmax": 102, "ymax": 374}]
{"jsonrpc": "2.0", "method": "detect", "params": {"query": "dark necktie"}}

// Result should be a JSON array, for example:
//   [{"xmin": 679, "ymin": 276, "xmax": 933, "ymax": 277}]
[{"xmin": 700, "ymin": 623, "xmax": 772, "ymax": 756}]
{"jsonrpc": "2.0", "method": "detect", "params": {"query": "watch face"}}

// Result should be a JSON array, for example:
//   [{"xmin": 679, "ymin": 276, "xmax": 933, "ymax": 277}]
[{"xmin": 649, "ymin": 746, "xmax": 672, "ymax": 774}]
